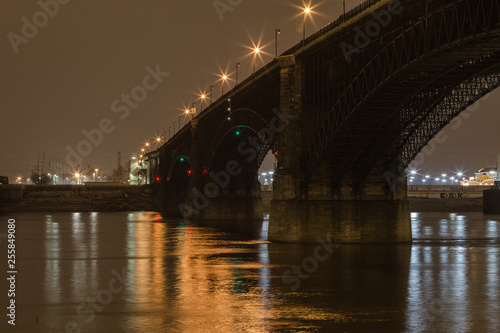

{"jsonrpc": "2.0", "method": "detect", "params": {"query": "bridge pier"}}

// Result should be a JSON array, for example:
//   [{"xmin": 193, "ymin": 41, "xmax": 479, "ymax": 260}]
[{"xmin": 269, "ymin": 171, "xmax": 412, "ymax": 243}]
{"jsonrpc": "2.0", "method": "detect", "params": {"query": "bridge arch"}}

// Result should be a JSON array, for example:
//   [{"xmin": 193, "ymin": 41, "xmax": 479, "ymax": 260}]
[
  {"xmin": 207, "ymin": 107, "xmax": 277, "ymax": 173},
  {"xmin": 166, "ymin": 144, "xmax": 191, "ymax": 179}
]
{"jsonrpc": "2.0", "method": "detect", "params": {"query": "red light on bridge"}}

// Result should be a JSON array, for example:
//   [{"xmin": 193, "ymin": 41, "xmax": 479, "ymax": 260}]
[
  {"xmin": 274, "ymin": 151, "xmax": 278, "ymax": 156},
  {"xmin": 156, "ymin": 177, "xmax": 161, "ymax": 182},
  {"xmin": 203, "ymin": 167, "xmax": 209, "ymax": 175},
  {"xmin": 167, "ymin": 177, "xmax": 170, "ymax": 181},
  {"xmin": 187, "ymin": 170, "xmax": 192, "ymax": 175}
]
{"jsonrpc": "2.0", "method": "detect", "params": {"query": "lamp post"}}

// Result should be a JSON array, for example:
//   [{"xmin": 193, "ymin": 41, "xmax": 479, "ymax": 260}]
[
  {"xmin": 303, "ymin": 7, "xmax": 310, "ymax": 41},
  {"xmin": 275, "ymin": 28, "xmax": 280, "ymax": 57},
  {"xmin": 253, "ymin": 48, "xmax": 260, "ymax": 75},
  {"xmin": 221, "ymin": 74, "xmax": 228, "ymax": 95},
  {"xmin": 169, "ymin": 126, "xmax": 171, "ymax": 139},
  {"xmin": 200, "ymin": 95, "xmax": 206, "ymax": 112},
  {"xmin": 343, "ymin": 0, "xmax": 346, "ymax": 22},
  {"xmin": 236, "ymin": 62, "xmax": 240, "ymax": 85}
]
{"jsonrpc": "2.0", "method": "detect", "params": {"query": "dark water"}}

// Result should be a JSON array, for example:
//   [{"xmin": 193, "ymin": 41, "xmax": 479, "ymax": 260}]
[{"xmin": 0, "ymin": 211, "xmax": 499, "ymax": 333}]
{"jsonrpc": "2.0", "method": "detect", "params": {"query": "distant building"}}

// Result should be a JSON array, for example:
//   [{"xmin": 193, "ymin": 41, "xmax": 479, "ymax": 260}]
[
  {"xmin": 461, "ymin": 167, "xmax": 497, "ymax": 186},
  {"xmin": 129, "ymin": 154, "xmax": 140, "ymax": 185}
]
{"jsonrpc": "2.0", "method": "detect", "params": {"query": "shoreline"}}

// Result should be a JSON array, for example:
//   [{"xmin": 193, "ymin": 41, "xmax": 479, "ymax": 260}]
[{"xmin": 1, "ymin": 185, "xmax": 485, "ymax": 214}]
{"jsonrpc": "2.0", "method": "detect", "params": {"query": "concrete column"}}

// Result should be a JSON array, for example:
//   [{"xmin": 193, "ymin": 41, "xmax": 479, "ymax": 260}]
[
  {"xmin": 270, "ymin": 164, "xmax": 411, "ymax": 243},
  {"xmin": 271, "ymin": 55, "xmax": 302, "ymax": 202}
]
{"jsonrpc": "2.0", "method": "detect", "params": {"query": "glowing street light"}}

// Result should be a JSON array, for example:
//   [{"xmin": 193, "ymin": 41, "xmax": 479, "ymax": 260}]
[{"xmin": 303, "ymin": 6, "xmax": 311, "ymax": 41}]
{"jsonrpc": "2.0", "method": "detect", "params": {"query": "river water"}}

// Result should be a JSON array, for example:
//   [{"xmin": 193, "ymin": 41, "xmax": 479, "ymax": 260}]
[{"xmin": 0, "ymin": 211, "xmax": 499, "ymax": 333}]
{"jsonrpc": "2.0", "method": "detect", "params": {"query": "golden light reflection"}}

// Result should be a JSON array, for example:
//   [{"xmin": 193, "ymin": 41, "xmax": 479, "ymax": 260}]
[{"xmin": 124, "ymin": 213, "xmax": 272, "ymax": 331}]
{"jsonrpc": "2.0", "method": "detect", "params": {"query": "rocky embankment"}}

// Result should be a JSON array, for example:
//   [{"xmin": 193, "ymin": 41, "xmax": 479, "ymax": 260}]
[{"xmin": 0, "ymin": 184, "xmax": 154, "ymax": 212}]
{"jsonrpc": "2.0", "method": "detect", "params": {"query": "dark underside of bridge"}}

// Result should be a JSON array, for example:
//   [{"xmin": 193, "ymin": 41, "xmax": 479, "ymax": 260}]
[{"xmin": 151, "ymin": 0, "xmax": 500, "ymax": 243}]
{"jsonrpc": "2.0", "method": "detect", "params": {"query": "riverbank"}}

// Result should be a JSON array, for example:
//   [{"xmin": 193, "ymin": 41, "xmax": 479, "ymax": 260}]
[
  {"xmin": 0, "ymin": 185, "xmax": 485, "ymax": 214},
  {"xmin": 0, "ymin": 184, "xmax": 154, "ymax": 212}
]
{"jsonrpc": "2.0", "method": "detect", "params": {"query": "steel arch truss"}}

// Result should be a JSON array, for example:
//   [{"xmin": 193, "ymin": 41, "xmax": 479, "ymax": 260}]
[
  {"xmin": 401, "ymin": 72, "xmax": 500, "ymax": 167},
  {"xmin": 166, "ymin": 144, "xmax": 191, "ymax": 179},
  {"xmin": 303, "ymin": 0, "xmax": 500, "ymax": 179}
]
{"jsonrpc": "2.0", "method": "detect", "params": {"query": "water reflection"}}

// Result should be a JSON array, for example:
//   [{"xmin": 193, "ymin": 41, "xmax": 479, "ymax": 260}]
[
  {"xmin": 3, "ymin": 211, "xmax": 499, "ymax": 332},
  {"xmin": 407, "ymin": 212, "xmax": 499, "ymax": 333}
]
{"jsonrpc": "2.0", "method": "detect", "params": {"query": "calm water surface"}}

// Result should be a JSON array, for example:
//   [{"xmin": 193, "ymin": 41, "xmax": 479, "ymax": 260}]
[{"xmin": 0, "ymin": 211, "xmax": 499, "ymax": 333}]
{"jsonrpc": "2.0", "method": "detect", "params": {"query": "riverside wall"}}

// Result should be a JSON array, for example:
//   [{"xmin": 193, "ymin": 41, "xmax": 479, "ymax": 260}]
[{"xmin": 0, "ymin": 184, "xmax": 154, "ymax": 213}]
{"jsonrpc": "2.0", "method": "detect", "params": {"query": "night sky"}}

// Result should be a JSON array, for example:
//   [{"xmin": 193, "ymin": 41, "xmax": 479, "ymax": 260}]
[{"xmin": 1, "ymin": 0, "xmax": 499, "ymax": 181}]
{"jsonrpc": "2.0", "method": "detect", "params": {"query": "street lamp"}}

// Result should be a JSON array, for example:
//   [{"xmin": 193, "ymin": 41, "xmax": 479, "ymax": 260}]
[
  {"xmin": 235, "ymin": 62, "xmax": 241, "ymax": 85},
  {"xmin": 253, "ymin": 48, "xmax": 260, "ymax": 75},
  {"xmin": 275, "ymin": 28, "xmax": 280, "ymax": 57},
  {"xmin": 303, "ymin": 7, "xmax": 311, "ymax": 41},
  {"xmin": 343, "ymin": 0, "xmax": 346, "ymax": 22},
  {"xmin": 200, "ymin": 94, "xmax": 206, "ymax": 112},
  {"xmin": 221, "ymin": 74, "xmax": 228, "ymax": 95}
]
